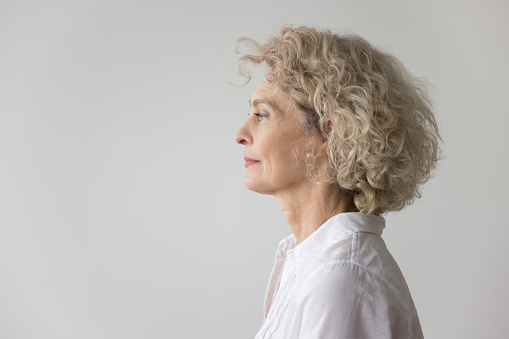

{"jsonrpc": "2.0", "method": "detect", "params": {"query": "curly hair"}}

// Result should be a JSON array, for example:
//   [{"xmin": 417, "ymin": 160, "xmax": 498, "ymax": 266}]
[{"xmin": 236, "ymin": 26, "xmax": 441, "ymax": 215}]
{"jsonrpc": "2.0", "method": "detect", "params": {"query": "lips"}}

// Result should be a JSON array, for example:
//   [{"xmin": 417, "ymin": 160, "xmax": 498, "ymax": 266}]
[{"xmin": 244, "ymin": 156, "xmax": 260, "ymax": 168}]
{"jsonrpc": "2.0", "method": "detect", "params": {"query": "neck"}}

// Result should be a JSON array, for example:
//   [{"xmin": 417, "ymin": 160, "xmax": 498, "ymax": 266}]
[{"xmin": 274, "ymin": 181, "xmax": 354, "ymax": 244}]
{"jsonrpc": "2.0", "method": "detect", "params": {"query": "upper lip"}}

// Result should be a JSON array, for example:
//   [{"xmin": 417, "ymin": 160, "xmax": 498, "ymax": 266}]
[{"xmin": 244, "ymin": 156, "xmax": 260, "ymax": 162}]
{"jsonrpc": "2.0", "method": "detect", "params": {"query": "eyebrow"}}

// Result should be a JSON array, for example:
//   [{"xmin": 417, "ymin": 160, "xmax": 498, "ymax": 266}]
[{"xmin": 249, "ymin": 99, "xmax": 283, "ymax": 114}]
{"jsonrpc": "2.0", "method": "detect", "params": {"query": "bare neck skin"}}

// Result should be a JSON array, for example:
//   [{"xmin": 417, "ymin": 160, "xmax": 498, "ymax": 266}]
[{"xmin": 274, "ymin": 181, "xmax": 353, "ymax": 244}]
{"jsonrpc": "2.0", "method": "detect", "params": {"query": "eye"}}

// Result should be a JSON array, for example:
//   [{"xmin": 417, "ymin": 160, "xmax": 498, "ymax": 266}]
[{"xmin": 253, "ymin": 110, "xmax": 269, "ymax": 121}]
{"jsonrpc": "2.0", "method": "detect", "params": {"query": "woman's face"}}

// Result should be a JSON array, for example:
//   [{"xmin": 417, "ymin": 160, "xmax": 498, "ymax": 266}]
[{"xmin": 235, "ymin": 78, "xmax": 323, "ymax": 195}]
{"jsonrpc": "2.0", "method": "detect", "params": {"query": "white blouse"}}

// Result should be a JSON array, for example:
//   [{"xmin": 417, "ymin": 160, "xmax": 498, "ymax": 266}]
[{"xmin": 254, "ymin": 212, "xmax": 424, "ymax": 339}]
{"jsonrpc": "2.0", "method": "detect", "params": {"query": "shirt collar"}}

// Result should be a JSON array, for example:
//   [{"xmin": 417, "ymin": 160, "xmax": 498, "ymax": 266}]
[{"xmin": 279, "ymin": 212, "xmax": 385, "ymax": 273}]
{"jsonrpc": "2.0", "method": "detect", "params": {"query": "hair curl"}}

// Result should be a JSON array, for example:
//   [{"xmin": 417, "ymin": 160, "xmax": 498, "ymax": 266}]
[{"xmin": 236, "ymin": 26, "xmax": 441, "ymax": 215}]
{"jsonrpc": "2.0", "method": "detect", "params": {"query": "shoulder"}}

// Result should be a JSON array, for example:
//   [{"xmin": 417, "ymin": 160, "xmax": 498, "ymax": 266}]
[
  {"xmin": 296, "ymin": 233, "xmax": 414, "ymax": 313},
  {"xmin": 298, "ymin": 260, "xmax": 391, "ymax": 306},
  {"xmin": 294, "ymin": 261, "xmax": 421, "ymax": 338}
]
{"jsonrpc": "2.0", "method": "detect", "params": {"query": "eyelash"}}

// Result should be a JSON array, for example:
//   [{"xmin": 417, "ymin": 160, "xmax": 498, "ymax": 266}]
[{"xmin": 251, "ymin": 110, "xmax": 269, "ymax": 121}]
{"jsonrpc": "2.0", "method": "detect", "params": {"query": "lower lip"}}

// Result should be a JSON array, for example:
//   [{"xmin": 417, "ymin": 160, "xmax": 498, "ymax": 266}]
[{"xmin": 245, "ymin": 161, "xmax": 260, "ymax": 168}]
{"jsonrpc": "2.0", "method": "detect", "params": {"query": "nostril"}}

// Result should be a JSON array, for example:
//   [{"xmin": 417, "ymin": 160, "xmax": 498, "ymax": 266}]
[
  {"xmin": 235, "ymin": 131, "xmax": 246, "ymax": 145},
  {"xmin": 235, "ymin": 123, "xmax": 251, "ymax": 145}
]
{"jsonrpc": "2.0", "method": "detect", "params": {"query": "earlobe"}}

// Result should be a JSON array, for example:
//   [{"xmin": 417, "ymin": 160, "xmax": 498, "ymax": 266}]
[
  {"xmin": 318, "ymin": 140, "xmax": 328, "ymax": 156},
  {"xmin": 318, "ymin": 120, "xmax": 332, "ymax": 156}
]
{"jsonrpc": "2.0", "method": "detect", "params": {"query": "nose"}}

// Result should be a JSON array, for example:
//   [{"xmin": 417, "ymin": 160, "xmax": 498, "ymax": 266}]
[{"xmin": 235, "ymin": 120, "xmax": 251, "ymax": 146}]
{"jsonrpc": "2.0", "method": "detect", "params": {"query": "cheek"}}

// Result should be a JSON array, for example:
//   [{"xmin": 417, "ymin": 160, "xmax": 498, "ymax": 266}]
[
  {"xmin": 260, "ymin": 133, "xmax": 289, "ymax": 160},
  {"xmin": 257, "ymin": 123, "xmax": 310, "ymax": 173},
  {"xmin": 266, "ymin": 137, "xmax": 303, "ymax": 174}
]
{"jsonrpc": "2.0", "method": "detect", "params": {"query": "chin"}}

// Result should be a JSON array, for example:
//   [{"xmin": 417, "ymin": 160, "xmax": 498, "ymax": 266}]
[{"xmin": 244, "ymin": 178, "xmax": 274, "ymax": 195}]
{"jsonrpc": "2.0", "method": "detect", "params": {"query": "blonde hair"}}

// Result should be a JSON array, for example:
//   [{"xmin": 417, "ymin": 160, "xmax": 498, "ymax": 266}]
[{"xmin": 236, "ymin": 26, "xmax": 441, "ymax": 215}]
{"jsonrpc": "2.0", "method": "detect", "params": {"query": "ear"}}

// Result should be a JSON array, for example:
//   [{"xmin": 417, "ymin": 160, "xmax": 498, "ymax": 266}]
[
  {"xmin": 317, "ymin": 120, "xmax": 332, "ymax": 156},
  {"xmin": 318, "ymin": 139, "xmax": 328, "ymax": 156}
]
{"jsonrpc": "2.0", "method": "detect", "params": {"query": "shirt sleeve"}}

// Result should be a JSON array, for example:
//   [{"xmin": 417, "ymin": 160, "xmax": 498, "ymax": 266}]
[{"xmin": 295, "ymin": 262, "xmax": 418, "ymax": 339}]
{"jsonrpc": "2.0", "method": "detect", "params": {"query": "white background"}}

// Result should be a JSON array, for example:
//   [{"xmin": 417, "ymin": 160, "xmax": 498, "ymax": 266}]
[{"xmin": 1, "ymin": 0, "xmax": 508, "ymax": 338}]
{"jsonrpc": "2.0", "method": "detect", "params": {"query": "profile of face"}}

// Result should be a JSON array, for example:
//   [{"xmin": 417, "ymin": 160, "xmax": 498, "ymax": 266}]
[{"xmin": 235, "ymin": 78, "xmax": 325, "ymax": 196}]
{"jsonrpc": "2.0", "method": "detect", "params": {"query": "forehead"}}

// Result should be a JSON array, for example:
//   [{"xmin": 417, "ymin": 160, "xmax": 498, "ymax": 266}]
[{"xmin": 250, "ymin": 78, "xmax": 294, "ymax": 113}]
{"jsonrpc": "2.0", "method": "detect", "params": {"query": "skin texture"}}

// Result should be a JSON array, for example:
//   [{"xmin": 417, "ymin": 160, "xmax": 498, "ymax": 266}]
[{"xmin": 235, "ymin": 78, "xmax": 353, "ymax": 243}]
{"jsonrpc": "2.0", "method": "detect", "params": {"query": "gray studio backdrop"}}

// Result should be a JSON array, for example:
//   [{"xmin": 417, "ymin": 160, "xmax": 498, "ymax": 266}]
[{"xmin": 1, "ymin": 0, "xmax": 508, "ymax": 338}]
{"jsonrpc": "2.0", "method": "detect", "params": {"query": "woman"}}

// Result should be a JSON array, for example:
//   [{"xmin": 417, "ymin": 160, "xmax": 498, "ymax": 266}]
[{"xmin": 234, "ymin": 26, "xmax": 439, "ymax": 339}]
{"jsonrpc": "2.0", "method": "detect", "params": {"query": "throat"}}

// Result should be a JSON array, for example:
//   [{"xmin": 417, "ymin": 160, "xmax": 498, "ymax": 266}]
[{"xmin": 274, "ymin": 182, "xmax": 353, "ymax": 244}]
